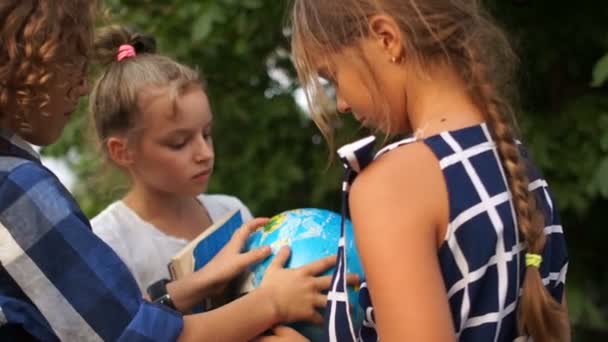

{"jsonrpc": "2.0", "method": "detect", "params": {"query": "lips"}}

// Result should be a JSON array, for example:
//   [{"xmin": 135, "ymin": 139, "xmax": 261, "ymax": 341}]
[
  {"xmin": 353, "ymin": 113, "xmax": 370, "ymax": 126},
  {"xmin": 192, "ymin": 169, "xmax": 211, "ymax": 182},
  {"xmin": 356, "ymin": 116, "xmax": 371, "ymax": 128}
]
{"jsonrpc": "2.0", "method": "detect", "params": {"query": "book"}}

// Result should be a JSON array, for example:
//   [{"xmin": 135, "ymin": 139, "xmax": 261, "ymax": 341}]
[{"xmin": 168, "ymin": 209, "xmax": 244, "ymax": 281}]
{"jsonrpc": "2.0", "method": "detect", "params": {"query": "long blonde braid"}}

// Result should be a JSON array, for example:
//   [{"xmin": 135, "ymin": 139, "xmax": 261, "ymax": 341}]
[{"xmin": 465, "ymin": 44, "xmax": 568, "ymax": 342}]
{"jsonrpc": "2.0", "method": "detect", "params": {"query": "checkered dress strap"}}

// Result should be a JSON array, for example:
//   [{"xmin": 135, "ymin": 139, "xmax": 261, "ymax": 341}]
[{"xmin": 324, "ymin": 136, "xmax": 377, "ymax": 342}]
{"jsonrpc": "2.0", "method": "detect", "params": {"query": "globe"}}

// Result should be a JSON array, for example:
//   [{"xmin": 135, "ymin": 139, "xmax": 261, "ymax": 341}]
[{"xmin": 240, "ymin": 208, "xmax": 365, "ymax": 341}]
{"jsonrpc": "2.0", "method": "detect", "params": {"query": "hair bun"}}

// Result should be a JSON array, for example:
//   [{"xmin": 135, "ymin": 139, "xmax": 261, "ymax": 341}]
[
  {"xmin": 130, "ymin": 31, "xmax": 156, "ymax": 54},
  {"xmin": 93, "ymin": 25, "xmax": 156, "ymax": 66}
]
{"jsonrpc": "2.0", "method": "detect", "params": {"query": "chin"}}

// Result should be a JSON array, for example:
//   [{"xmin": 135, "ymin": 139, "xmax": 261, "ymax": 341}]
[
  {"xmin": 20, "ymin": 130, "xmax": 62, "ymax": 146},
  {"xmin": 167, "ymin": 188, "xmax": 204, "ymax": 198},
  {"xmin": 190, "ymin": 184, "xmax": 209, "ymax": 196},
  {"xmin": 391, "ymin": 120, "xmax": 412, "ymax": 136}
]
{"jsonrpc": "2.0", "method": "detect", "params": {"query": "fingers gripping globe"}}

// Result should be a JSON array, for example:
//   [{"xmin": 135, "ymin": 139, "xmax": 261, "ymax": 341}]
[{"xmin": 240, "ymin": 208, "xmax": 365, "ymax": 341}]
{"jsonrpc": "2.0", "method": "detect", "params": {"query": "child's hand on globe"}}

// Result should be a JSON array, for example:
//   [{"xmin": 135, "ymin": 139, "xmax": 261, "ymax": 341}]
[
  {"xmin": 241, "ymin": 208, "xmax": 364, "ymax": 340},
  {"xmin": 259, "ymin": 246, "xmax": 335, "ymax": 324},
  {"xmin": 197, "ymin": 218, "xmax": 272, "ymax": 296}
]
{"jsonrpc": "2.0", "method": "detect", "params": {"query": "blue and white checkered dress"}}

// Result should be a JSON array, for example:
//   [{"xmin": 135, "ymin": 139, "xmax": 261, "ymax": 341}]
[{"xmin": 324, "ymin": 123, "xmax": 568, "ymax": 341}]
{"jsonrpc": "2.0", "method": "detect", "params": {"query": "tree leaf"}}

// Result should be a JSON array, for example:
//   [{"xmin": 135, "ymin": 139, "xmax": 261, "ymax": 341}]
[{"xmin": 591, "ymin": 53, "xmax": 608, "ymax": 87}]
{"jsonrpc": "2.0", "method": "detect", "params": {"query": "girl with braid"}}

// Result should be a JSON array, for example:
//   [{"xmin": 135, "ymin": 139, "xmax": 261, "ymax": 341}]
[{"xmin": 264, "ymin": 0, "xmax": 571, "ymax": 341}]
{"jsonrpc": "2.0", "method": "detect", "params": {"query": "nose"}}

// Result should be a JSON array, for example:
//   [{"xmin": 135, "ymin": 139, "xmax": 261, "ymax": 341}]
[
  {"xmin": 336, "ymin": 94, "xmax": 351, "ymax": 114},
  {"xmin": 194, "ymin": 135, "xmax": 214, "ymax": 163}
]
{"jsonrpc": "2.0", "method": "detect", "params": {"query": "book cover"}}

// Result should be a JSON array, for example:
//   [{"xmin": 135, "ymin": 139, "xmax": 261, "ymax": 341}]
[{"xmin": 168, "ymin": 209, "xmax": 244, "ymax": 280}]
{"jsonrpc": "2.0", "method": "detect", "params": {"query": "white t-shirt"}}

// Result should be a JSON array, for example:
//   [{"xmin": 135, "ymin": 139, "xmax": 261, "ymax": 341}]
[{"xmin": 91, "ymin": 194, "xmax": 253, "ymax": 294}]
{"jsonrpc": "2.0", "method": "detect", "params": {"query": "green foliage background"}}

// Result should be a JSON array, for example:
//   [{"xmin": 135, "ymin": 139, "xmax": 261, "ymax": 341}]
[{"xmin": 42, "ymin": 0, "xmax": 608, "ymax": 339}]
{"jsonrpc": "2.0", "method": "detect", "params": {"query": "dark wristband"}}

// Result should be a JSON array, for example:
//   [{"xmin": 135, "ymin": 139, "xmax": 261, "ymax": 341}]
[{"xmin": 147, "ymin": 278, "xmax": 176, "ymax": 310}]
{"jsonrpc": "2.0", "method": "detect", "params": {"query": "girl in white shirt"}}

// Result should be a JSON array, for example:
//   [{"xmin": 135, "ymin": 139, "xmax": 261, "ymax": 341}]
[
  {"xmin": 93, "ymin": 193, "xmax": 253, "ymax": 294},
  {"xmin": 87, "ymin": 26, "xmax": 338, "ymax": 340}
]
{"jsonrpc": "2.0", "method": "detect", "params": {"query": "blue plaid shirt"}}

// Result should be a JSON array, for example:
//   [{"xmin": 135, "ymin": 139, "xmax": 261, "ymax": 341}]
[{"xmin": 0, "ymin": 129, "xmax": 183, "ymax": 341}]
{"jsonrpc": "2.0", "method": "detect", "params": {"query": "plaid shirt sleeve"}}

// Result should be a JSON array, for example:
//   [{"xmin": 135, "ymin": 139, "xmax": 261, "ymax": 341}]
[{"xmin": 0, "ymin": 160, "xmax": 183, "ymax": 341}]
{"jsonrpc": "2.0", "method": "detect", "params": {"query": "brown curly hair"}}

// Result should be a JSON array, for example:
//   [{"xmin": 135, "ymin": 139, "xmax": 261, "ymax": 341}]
[{"xmin": 0, "ymin": 0, "xmax": 97, "ymax": 124}]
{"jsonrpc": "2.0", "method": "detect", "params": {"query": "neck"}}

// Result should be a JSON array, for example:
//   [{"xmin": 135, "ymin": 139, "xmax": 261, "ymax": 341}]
[
  {"xmin": 122, "ymin": 182, "xmax": 200, "ymax": 223},
  {"xmin": 403, "ymin": 63, "xmax": 485, "ymax": 138},
  {"xmin": 1, "ymin": 103, "xmax": 26, "ymax": 141},
  {"xmin": 0, "ymin": 112, "xmax": 16, "ymax": 136}
]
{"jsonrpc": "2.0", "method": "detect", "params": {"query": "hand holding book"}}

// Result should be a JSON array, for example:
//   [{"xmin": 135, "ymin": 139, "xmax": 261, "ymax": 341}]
[
  {"xmin": 196, "ymin": 217, "xmax": 272, "ymax": 296},
  {"xmin": 166, "ymin": 217, "xmax": 272, "ymax": 312}
]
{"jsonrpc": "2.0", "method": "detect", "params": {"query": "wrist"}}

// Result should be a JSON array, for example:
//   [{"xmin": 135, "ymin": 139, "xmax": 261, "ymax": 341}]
[
  {"xmin": 253, "ymin": 286, "xmax": 282, "ymax": 325},
  {"xmin": 167, "ymin": 271, "xmax": 214, "ymax": 313},
  {"xmin": 147, "ymin": 278, "xmax": 177, "ymax": 311},
  {"xmin": 191, "ymin": 266, "xmax": 219, "ymax": 297},
  {"xmin": 164, "ymin": 274, "xmax": 207, "ymax": 313}
]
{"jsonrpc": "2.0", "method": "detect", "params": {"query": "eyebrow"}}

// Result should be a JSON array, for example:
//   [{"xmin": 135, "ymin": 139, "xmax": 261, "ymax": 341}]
[
  {"xmin": 165, "ymin": 129, "xmax": 191, "ymax": 138},
  {"xmin": 164, "ymin": 120, "xmax": 213, "ymax": 138}
]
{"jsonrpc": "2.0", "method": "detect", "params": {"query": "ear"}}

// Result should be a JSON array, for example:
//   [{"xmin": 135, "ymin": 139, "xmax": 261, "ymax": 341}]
[
  {"xmin": 106, "ymin": 136, "xmax": 134, "ymax": 168},
  {"xmin": 368, "ymin": 14, "xmax": 405, "ymax": 62}
]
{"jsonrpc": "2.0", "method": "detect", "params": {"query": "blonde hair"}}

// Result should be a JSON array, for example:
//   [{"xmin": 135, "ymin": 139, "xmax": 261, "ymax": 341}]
[
  {"xmin": 0, "ymin": 0, "xmax": 97, "ymax": 126},
  {"xmin": 90, "ymin": 25, "xmax": 203, "ymax": 159},
  {"xmin": 290, "ymin": 0, "xmax": 568, "ymax": 341}
]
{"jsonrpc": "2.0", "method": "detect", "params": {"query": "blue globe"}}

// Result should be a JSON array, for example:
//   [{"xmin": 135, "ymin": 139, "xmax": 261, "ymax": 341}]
[{"xmin": 241, "ymin": 208, "xmax": 365, "ymax": 341}]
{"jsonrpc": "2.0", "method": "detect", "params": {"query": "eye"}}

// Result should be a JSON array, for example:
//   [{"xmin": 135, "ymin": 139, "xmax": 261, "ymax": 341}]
[
  {"xmin": 318, "ymin": 65, "xmax": 337, "ymax": 84},
  {"xmin": 203, "ymin": 127, "xmax": 213, "ymax": 140},
  {"xmin": 320, "ymin": 72, "xmax": 335, "ymax": 84},
  {"xmin": 169, "ymin": 142, "xmax": 186, "ymax": 150},
  {"xmin": 167, "ymin": 138, "xmax": 188, "ymax": 150}
]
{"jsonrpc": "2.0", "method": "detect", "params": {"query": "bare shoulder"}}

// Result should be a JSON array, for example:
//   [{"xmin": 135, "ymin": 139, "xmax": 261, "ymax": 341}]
[
  {"xmin": 345, "ymin": 142, "xmax": 456, "ymax": 340},
  {"xmin": 350, "ymin": 141, "xmax": 444, "ymax": 206},
  {"xmin": 349, "ymin": 141, "xmax": 448, "ymax": 243}
]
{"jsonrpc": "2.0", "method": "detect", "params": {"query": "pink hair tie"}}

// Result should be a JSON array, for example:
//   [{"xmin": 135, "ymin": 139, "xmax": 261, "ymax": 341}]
[{"xmin": 117, "ymin": 44, "xmax": 136, "ymax": 62}]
